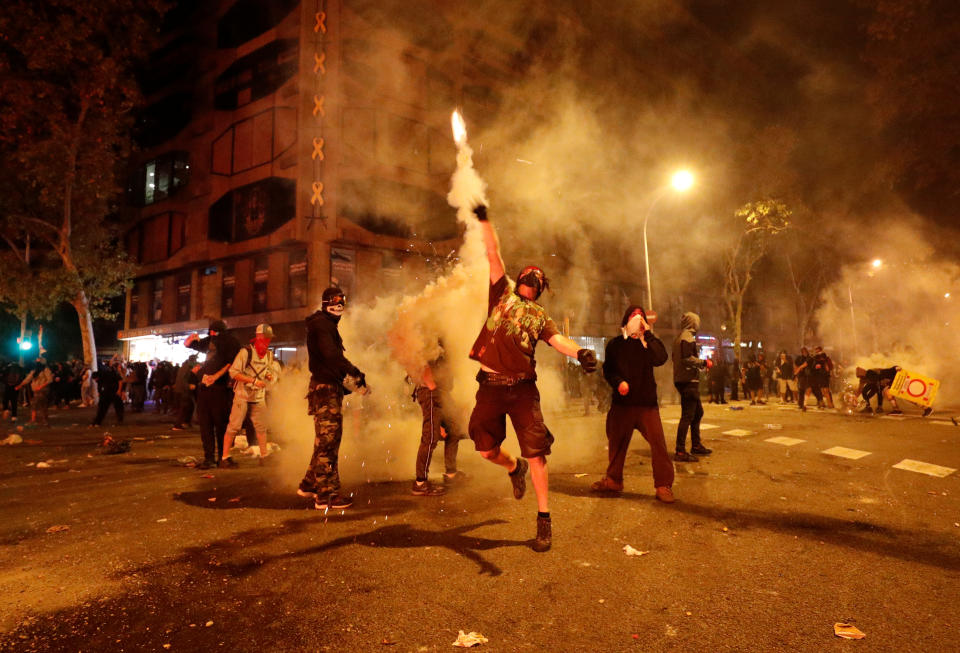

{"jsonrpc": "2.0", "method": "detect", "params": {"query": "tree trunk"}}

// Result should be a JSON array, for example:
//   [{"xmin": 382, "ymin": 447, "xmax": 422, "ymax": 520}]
[
  {"xmin": 733, "ymin": 296, "xmax": 743, "ymax": 363},
  {"xmin": 71, "ymin": 290, "xmax": 98, "ymax": 371}
]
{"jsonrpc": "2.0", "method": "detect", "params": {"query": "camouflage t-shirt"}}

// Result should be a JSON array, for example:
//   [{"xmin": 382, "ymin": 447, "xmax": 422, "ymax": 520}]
[{"xmin": 469, "ymin": 276, "xmax": 560, "ymax": 378}]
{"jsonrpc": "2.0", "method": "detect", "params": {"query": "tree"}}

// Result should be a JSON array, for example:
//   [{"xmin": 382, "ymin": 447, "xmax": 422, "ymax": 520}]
[
  {"xmin": 722, "ymin": 199, "xmax": 791, "ymax": 362},
  {"xmin": 0, "ymin": 0, "xmax": 164, "ymax": 369}
]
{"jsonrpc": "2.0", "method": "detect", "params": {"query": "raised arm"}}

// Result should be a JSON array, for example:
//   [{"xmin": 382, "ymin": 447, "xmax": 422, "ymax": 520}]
[{"xmin": 474, "ymin": 205, "xmax": 505, "ymax": 284}]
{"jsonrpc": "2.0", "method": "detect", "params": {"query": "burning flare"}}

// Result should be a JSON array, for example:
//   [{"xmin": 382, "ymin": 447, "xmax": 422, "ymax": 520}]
[{"xmin": 451, "ymin": 110, "xmax": 467, "ymax": 146}]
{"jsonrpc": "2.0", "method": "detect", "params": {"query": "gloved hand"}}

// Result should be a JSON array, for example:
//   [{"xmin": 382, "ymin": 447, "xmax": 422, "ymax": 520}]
[
  {"xmin": 473, "ymin": 204, "xmax": 488, "ymax": 221},
  {"xmin": 577, "ymin": 348, "xmax": 597, "ymax": 373},
  {"xmin": 355, "ymin": 371, "xmax": 367, "ymax": 388}
]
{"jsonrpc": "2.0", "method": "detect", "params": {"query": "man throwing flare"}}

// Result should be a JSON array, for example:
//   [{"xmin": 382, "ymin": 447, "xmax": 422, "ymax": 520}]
[{"xmin": 467, "ymin": 204, "xmax": 598, "ymax": 553}]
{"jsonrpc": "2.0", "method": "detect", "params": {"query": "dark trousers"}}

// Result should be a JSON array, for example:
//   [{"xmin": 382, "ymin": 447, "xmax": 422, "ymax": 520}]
[
  {"xmin": 605, "ymin": 404, "xmax": 675, "ymax": 488},
  {"xmin": 197, "ymin": 385, "xmax": 231, "ymax": 462},
  {"xmin": 708, "ymin": 379, "xmax": 726, "ymax": 403},
  {"xmin": 798, "ymin": 378, "xmax": 822, "ymax": 409},
  {"xmin": 175, "ymin": 390, "xmax": 195, "ymax": 427},
  {"xmin": 674, "ymin": 381, "xmax": 704, "ymax": 452},
  {"xmin": 415, "ymin": 387, "xmax": 463, "ymax": 480},
  {"xmin": 3, "ymin": 386, "xmax": 18, "ymax": 417},
  {"xmin": 93, "ymin": 391, "xmax": 124, "ymax": 425}
]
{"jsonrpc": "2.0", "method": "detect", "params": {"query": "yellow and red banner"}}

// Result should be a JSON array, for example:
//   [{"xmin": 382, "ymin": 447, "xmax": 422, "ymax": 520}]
[{"xmin": 890, "ymin": 369, "xmax": 939, "ymax": 407}]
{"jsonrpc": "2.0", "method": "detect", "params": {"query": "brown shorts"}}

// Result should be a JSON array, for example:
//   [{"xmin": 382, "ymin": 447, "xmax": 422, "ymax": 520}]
[{"xmin": 468, "ymin": 381, "xmax": 553, "ymax": 458}]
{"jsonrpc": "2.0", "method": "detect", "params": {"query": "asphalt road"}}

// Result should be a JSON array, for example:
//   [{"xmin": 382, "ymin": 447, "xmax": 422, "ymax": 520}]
[{"xmin": 0, "ymin": 398, "xmax": 958, "ymax": 652}]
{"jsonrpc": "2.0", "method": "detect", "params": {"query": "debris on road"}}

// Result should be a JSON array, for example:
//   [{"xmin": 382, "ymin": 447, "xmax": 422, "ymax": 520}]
[
  {"xmin": 452, "ymin": 630, "xmax": 488, "ymax": 647},
  {"xmin": 623, "ymin": 544, "xmax": 649, "ymax": 557},
  {"xmin": 36, "ymin": 462, "xmax": 51, "ymax": 468},
  {"xmin": 381, "ymin": 638, "xmax": 397, "ymax": 645},
  {"xmin": 1, "ymin": 434, "xmax": 23, "ymax": 445},
  {"xmin": 46, "ymin": 525, "xmax": 70, "ymax": 534},
  {"xmin": 834, "ymin": 623, "xmax": 866, "ymax": 639},
  {"xmin": 98, "ymin": 435, "xmax": 131, "ymax": 454},
  {"xmin": 574, "ymin": 473, "xmax": 588, "ymax": 478},
  {"xmin": 764, "ymin": 424, "xmax": 783, "ymax": 430},
  {"xmin": 205, "ymin": 620, "xmax": 213, "ymax": 627},
  {"xmin": 178, "ymin": 456, "xmax": 198, "ymax": 467}
]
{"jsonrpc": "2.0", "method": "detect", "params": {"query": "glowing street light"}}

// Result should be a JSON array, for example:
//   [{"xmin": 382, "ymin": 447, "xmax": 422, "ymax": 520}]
[
  {"xmin": 671, "ymin": 169, "xmax": 694, "ymax": 192},
  {"xmin": 871, "ymin": 258, "xmax": 883, "ymax": 269},
  {"xmin": 643, "ymin": 169, "xmax": 695, "ymax": 310},
  {"xmin": 19, "ymin": 339, "xmax": 32, "ymax": 351}
]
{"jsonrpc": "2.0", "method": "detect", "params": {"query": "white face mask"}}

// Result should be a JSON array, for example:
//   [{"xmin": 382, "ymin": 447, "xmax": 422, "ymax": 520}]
[
  {"xmin": 325, "ymin": 304, "xmax": 344, "ymax": 317},
  {"xmin": 623, "ymin": 313, "xmax": 644, "ymax": 339}
]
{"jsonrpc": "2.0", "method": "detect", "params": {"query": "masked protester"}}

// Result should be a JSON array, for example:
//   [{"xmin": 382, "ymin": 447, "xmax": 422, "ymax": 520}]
[
  {"xmin": 297, "ymin": 287, "xmax": 367, "ymax": 510},
  {"xmin": 17, "ymin": 359, "xmax": 54, "ymax": 427},
  {"xmin": 596, "ymin": 305, "xmax": 675, "ymax": 502},
  {"xmin": 217, "ymin": 324, "xmax": 280, "ymax": 467},
  {"xmin": 466, "ymin": 204, "xmax": 598, "ymax": 553},
  {"xmin": 672, "ymin": 312, "xmax": 711, "ymax": 462},
  {"xmin": 185, "ymin": 319, "xmax": 241, "ymax": 469}
]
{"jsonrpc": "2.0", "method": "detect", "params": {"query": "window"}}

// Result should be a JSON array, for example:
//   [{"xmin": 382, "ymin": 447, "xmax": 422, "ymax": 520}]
[
  {"xmin": 330, "ymin": 248, "xmax": 355, "ymax": 301},
  {"xmin": 135, "ymin": 93, "xmax": 193, "ymax": 149},
  {"xmin": 217, "ymin": 0, "xmax": 299, "ymax": 48},
  {"xmin": 130, "ymin": 152, "xmax": 190, "ymax": 207},
  {"xmin": 287, "ymin": 248, "xmax": 307, "ymax": 309},
  {"xmin": 208, "ymin": 177, "xmax": 295, "ymax": 242},
  {"xmin": 125, "ymin": 212, "xmax": 187, "ymax": 263},
  {"xmin": 150, "ymin": 278, "xmax": 164, "ymax": 325},
  {"xmin": 252, "ymin": 255, "xmax": 269, "ymax": 313},
  {"xmin": 210, "ymin": 108, "xmax": 296, "ymax": 176},
  {"xmin": 176, "ymin": 273, "xmax": 191, "ymax": 322},
  {"xmin": 129, "ymin": 292, "xmax": 139, "ymax": 328},
  {"xmin": 221, "ymin": 263, "xmax": 236, "ymax": 317},
  {"xmin": 214, "ymin": 39, "xmax": 298, "ymax": 110}
]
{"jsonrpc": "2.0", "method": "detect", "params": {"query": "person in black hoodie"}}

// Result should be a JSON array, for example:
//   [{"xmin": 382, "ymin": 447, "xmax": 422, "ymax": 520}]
[
  {"xmin": 297, "ymin": 287, "xmax": 367, "ymax": 510},
  {"xmin": 596, "ymin": 305, "xmax": 675, "ymax": 503},
  {"xmin": 185, "ymin": 319, "xmax": 241, "ymax": 469},
  {"xmin": 673, "ymin": 311, "xmax": 711, "ymax": 462}
]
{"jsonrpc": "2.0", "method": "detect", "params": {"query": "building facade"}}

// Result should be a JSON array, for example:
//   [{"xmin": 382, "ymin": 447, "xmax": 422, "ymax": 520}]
[{"xmin": 119, "ymin": 0, "xmax": 538, "ymax": 361}]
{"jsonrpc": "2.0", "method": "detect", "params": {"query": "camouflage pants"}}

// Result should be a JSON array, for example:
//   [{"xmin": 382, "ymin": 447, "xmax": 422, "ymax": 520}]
[{"xmin": 301, "ymin": 384, "xmax": 343, "ymax": 495}]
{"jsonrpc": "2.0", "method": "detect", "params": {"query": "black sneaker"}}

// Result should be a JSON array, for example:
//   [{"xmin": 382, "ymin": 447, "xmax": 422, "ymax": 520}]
[
  {"xmin": 296, "ymin": 482, "xmax": 317, "ymax": 499},
  {"xmin": 859, "ymin": 406, "xmax": 873, "ymax": 414},
  {"xmin": 509, "ymin": 458, "xmax": 529, "ymax": 500},
  {"xmin": 171, "ymin": 425, "xmax": 185, "ymax": 431},
  {"xmin": 218, "ymin": 458, "xmax": 238, "ymax": 469},
  {"xmin": 319, "ymin": 493, "xmax": 353, "ymax": 510},
  {"xmin": 411, "ymin": 480, "xmax": 446, "ymax": 496},
  {"xmin": 922, "ymin": 407, "xmax": 933, "ymax": 417},
  {"xmin": 674, "ymin": 451, "xmax": 699, "ymax": 462},
  {"xmin": 691, "ymin": 444, "xmax": 713, "ymax": 455},
  {"xmin": 443, "ymin": 470, "xmax": 469, "ymax": 485},
  {"xmin": 888, "ymin": 409, "xmax": 904, "ymax": 415},
  {"xmin": 198, "ymin": 459, "xmax": 214, "ymax": 470},
  {"xmin": 533, "ymin": 515, "xmax": 552, "ymax": 552}
]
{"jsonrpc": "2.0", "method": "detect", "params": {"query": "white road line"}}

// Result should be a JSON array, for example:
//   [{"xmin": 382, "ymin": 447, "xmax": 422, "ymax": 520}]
[
  {"xmin": 879, "ymin": 415, "xmax": 909, "ymax": 420},
  {"xmin": 766, "ymin": 436, "xmax": 805, "ymax": 446},
  {"xmin": 723, "ymin": 429, "xmax": 753, "ymax": 437},
  {"xmin": 823, "ymin": 446, "xmax": 872, "ymax": 460},
  {"xmin": 663, "ymin": 419, "xmax": 679, "ymax": 424},
  {"xmin": 662, "ymin": 419, "xmax": 718, "ymax": 430},
  {"xmin": 892, "ymin": 459, "xmax": 956, "ymax": 478}
]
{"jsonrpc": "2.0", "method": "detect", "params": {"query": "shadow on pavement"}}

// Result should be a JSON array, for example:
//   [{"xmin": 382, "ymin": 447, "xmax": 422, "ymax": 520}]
[{"xmin": 217, "ymin": 519, "xmax": 529, "ymax": 577}]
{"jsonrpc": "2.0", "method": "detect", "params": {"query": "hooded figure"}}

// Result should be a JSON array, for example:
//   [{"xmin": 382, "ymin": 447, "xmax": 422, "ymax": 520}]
[
  {"xmin": 597, "ymin": 304, "xmax": 675, "ymax": 502},
  {"xmin": 672, "ymin": 311, "xmax": 710, "ymax": 461},
  {"xmin": 672, "ymin": 312, "xmax": 703, "ymax": 383}
]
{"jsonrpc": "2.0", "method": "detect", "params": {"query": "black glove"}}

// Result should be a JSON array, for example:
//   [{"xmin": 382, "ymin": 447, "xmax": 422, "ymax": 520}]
[
  {"xmin": 355, "ymin": 371, "xmax": 366, "ymax": 388},
  {"xmin": 576, "ymin": 348, "xmax": 598, "ymax": 373},
  {"xmin": 473, "ymin": 204, "xmax": 488, "ymax": 221}
]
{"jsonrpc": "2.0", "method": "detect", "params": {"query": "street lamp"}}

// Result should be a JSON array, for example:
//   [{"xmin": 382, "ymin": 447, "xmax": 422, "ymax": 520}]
[{"xmin": 643, "ymin": 169, "xmax": 694, "ymax": 310}]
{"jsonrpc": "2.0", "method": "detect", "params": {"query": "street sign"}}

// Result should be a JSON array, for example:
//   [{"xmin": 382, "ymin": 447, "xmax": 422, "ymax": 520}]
[{"xmin": 890, "ymin": 369, "xmax": 939, "ymax": 407}]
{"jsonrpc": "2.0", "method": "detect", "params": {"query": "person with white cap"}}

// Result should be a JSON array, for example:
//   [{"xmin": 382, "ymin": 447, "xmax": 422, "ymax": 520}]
[{"xmin": 218, "ymin": 323, "xmax": 279, "ymax": 467}]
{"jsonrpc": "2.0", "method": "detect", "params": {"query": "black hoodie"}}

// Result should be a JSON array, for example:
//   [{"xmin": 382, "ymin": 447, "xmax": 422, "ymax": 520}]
[
  {"xmin": 602, "ymin": 305, "xmax": 668, "ymax": 407},
  {"xmin": 306, "ymin": 310, "xmax": 361, "ymax": 388}
]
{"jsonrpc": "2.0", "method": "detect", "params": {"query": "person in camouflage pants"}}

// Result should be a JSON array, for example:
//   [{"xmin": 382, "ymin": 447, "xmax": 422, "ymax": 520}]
[
  {"xmin": 297, "ymin": 287, "xmax": 367, "ymax": 510},
  {"xmin": 302, "ymin": 384, "xmax": 344, "ymax": 498}
]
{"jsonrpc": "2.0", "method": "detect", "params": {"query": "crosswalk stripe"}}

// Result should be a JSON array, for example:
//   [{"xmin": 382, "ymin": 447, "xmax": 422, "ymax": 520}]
[
  {"xmin": 823, "ymin": 446, "xmax": 871, "ymax": 460},
  {"xmin": 662, "ymin": 418, "xmax": 718, "ymax": 430},
  {"xmin": 723, "ymin": 429, "xmax": 753, "ymax": 437},
  {"xmin": 892, "ymin": 459, "xmax": 956, "ymax": 478},
  {"xmin": 766, "ymin": 436, "xmax": 805, "ymax": 446}
]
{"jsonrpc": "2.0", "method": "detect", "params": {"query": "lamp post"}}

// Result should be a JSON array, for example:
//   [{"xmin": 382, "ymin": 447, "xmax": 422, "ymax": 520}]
[
  {"xmin": 848, "ymin": 258, "xmax": 882, "ymax": 357},
  {"xmin": 642, "ymin": 170, "xmax": 694, "ymax": 310}
]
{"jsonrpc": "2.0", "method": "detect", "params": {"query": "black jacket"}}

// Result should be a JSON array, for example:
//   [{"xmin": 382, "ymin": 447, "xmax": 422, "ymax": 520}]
[
  {"xmin": 189, "ymin": 332, "xmax": 241, "ymax": 387},
  {"xmin": 306, "ymin": 310, "xmax": 361, "ymax": 387},
  {"xmin": 672, "ymin": 312, "xmax": 704, "ymax": 383},
  {"xmin": 602, "ymin": 304, "xmax": 669, "ymax": 407}
]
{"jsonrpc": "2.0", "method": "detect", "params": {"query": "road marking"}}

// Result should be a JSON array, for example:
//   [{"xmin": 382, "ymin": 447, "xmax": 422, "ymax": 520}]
[
  {"xmin": 879, "ymin": 415, "xmax": 908, "ymax": 420},
  {"xmin": 892, "ymin": 459, "xmax": 956, "ymax": 478},
  {"xmin": 766, "ymin": 436, "xmax": 805, "ymax": 446},
  {"xmin": 777, "ymin": 406, "xmax": 797, "ymax": 410},
  {"xmin": 823, "ymin": 446, "xmax": 871, "ymax": 460},
  {"xmin": 723, "ymin": 429, "xmax": 753, "ymax": 437},
  {"xmin": 663, "ymin": 419, "xmax": 718, "ymax": 430}
]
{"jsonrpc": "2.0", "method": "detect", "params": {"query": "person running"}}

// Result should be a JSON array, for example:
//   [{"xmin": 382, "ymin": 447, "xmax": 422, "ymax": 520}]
[
  {"xmin": 466, "ymin": 204, "xmax": 598, "ymax": 553},
  {"xmin": 297, "ymin": 288, "xmax": 368, "ymax": 510},
  {"xmin": 595, "ymin": 305, "xmax": 675, "ymax": 503},
  {"xmin": 673, "ymin": 312, "xmax": 711, "ymax": 461}
]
